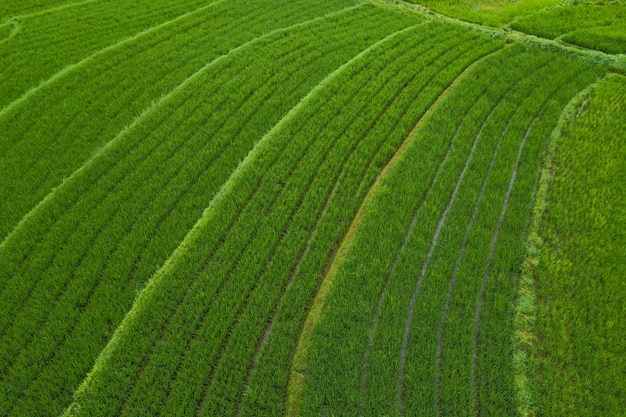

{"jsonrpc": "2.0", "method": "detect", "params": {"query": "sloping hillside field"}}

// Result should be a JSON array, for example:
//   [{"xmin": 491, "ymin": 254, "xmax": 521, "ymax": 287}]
[{"xmin": 0, "ymin": 0, "xmax": 624, "ymax": 416}]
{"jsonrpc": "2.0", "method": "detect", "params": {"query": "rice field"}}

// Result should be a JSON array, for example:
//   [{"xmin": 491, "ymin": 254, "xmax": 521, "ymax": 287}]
[{"xmin": 0, "ymin": 0, "xmax": 623, "ymax": 416}]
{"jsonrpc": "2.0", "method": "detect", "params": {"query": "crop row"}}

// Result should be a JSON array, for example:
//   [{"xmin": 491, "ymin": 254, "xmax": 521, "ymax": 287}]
[
  {"xmin": 0, "ymin": 0, "xmax": 360, "ymax": 241},
  {"xmin": 0, "ymin": 5, "xmax": 422, "ymax": 415},
  {"xmin": 297, "ymin": 44, "xmax": 605, "ymax": 416},
  {"xmin": 61, "ymin": 21, "xmax": 503, "ymax": 417}
]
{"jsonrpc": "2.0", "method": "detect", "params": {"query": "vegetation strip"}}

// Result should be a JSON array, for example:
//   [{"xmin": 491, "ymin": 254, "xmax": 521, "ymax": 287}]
[
  {"xmin": 432, "ymin": 56, "xmax": 552, "ymax": 412},
  {"xmin": 62, "ymin": 12, "xmax": 423, "ymax": 416},
  {"xmin": 287, "ymin": 37, "xmax": 503, "ymax": 416},
  {"xmin": 397, "ymin": 91, "xmax": 504, "ymax": 414},
  {"xmin": 362, "ymin": 43, "xmax": 519, "ymax": 409},
  {"xmin": 236, "ymin": 26, "xmax": 438, "ymax": 413},
  {"xmin": 296, "ymin": 43, "xmax": 604, "ymax": 415},
  {"xmin": 0, "ymin": 2, "xmax": 360, "ymax": 252},
  {"xmin": 3, "ymin": 4, "xmax": 402, "ymax": 415},
  {"xmin": 0, "ymin": 7, "xmax": 354, "ymax": 343},
  {"xmin": 143, "ymin": 17, "xmax": 424, "ymax": 416}
]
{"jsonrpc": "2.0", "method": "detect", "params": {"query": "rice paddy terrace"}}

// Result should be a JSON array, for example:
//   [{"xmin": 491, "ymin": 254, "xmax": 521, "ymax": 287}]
[{"xmin": 0, "ymin": 0, "xmax": 624, "ymax": 416}]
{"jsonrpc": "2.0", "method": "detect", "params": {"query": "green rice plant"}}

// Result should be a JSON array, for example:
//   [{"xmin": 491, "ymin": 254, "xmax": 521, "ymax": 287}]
[
  {"xmin": 0, "ymin": 5, "xmax": 422, "ymax": 415},
  {"xmin": 62, "ymin": 19, "xmax": 504, "ymax": 417},
  {"xmin": 0, "ymin": 0, "xmax": 358, "ymax": 242},
  {"xmin": 532, "ymin": 73, "xmax": 626, "ymax": 417},
  {"xmin": 63, "ymin": 20, "xmax": 428, "ymax": 417},
  {"xmin": 251, "ymin": 31, "xmax": 503, "ymax": 417},
  {"xmin": 0, "ymin": 0, "xmax": 619, "ymax": 415},
  {"xmin": 204, "ymin": 28, "xmax": 502, "ymax": 417},
  {"xmin": 297, "ymin": 44, "xmax": 604, "ymax": 416},
  {"xmin": 0, "ymin": 1, "xmax": 373, "ymax": 333}
]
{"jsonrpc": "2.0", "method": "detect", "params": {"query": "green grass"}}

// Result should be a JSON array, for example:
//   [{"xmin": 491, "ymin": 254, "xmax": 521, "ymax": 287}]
[
  {"xmin": 406, "ymin": 0, "xmax": 562, "ymax": 26},
  {"xmin": 532, "ymin": 73, "xmax": 626, "ymax": 416},
  {"xmin": 0, "ymin": 0, "xmax": 365, "ymax": 243},
  {"xmin": 0, "ymin": 18, "xmax": 16, "ymax": 42},
  {"xmin": 0, "ymin": 0, "xmax": 215, "ymax": 109}
]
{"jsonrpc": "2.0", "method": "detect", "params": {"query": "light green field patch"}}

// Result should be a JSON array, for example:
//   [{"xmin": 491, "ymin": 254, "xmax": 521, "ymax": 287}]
[
  {"xmin": 510, "ymin": 2, "xmax": 626, "ymax": 53},
  {"xmin": 407, "ymin": 0, "xmax": 562, "ymax": 26},
  {"xmin": 533, "ymin": 73, "xmax": 626, "ymax": 416}
]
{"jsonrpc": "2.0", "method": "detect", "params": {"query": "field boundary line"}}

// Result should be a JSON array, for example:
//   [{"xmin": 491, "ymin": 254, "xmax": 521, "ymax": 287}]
[
  {"xmin": 0, "ymin": 0, "xmax": 226, "ymax": 117},
  {"xmin": 286, "ymin": 43, "xmax": 503, "ymax": 417},
  {"xmin": 511, "ymin": 75, "xmax": 606, "ymax": 417},
  {"xmin": 0, "ymin": 4, "xmax": 363, "ymax": 252},
  {"xmin": 62, "ymin": 11, "xmax": 394, "ymax": 414}
]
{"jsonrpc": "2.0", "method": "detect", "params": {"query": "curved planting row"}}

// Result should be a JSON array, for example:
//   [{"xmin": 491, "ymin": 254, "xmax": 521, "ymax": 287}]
[
  {"xmin": 61, "ymin": 20, "xmax": 503, "ymax": 417},
  {"xmin": 0, "ymin": 4, "xmax": 423, "ymax": 416},
  {"xmin": 296, "ymin": 44, "xmax": 605, "ymax": 416},
  {"xmin": 0, "ymin": 0, "xmax": 357, "ymax": 241}
]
